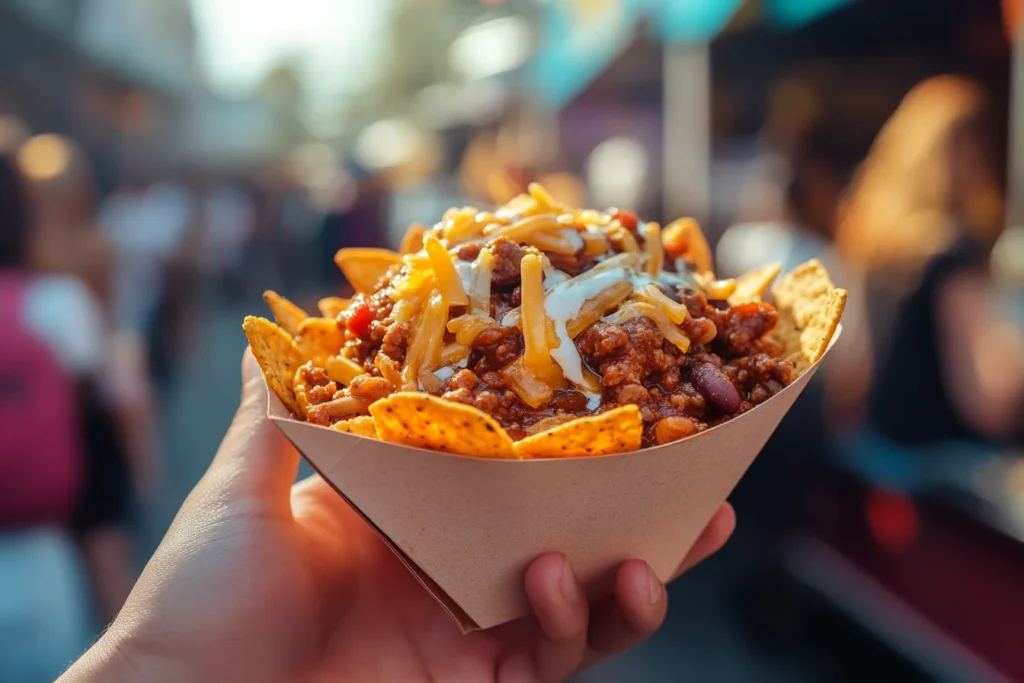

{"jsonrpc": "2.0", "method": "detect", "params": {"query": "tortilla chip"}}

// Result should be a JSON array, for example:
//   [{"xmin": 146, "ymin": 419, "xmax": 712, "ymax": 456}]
[
  {"xmin": 523, "ymin": 414, "xmax": 579, "ymax": 435},
  {"xmin": 334, "ymin": 248, "xmax": 404, "ymax": 293},
  {"xmin": 369, "ymin": 392, "xmax": 516, "ymax": 458},
  {"xmin": 318, "ymin": 296, "xmax": 350, "ymax": 319},
  {"xmin": 513, "ymin": 405, "xmax": 643, "ymax": 459},
  {"xmin": 295, "ymin": 318, "xmax": 345, "ymax": 363},
  {"xmin": 729, "ymin": 262, "xmax": 782, "ymax": 305},
  {"xmin": 264, "ymin": 291, "xmax": 309, "ymax": 337},
  {"xmin": 771, "ymin": 259, "xmax": 847, "ymax": 368},
  {"xmin": 242, "ymin": 316, "xmax": 304, "ymax": 417},
  {"xmin": 663, "ymin": 218, "xmax": 713, "ymax": 275},
  {"xmin": 330, "ymin": 415, "xmax": 378, "ymax": 438},
  {"xmin": 399, "ymin": 223, "xmax": 426, "ymax": 255}
]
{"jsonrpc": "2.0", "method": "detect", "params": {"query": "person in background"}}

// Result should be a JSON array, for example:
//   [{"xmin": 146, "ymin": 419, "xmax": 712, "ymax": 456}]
[
  {"xmin": 16, "ymin": 137, "xmax": 143, "ymax": 628},
  {"xmin": 198, "ymin": 179, "xmax": 256, "ymax": 303},
  {"xmin": 0, "ymin": 152, "xmax": 96, "ymax": 682},
  {"xmin": 98, "ymin": 172, "xmax": 194, "ymax": 390},
  {"xmin": 835, "ymin": 75, "xmax": 1024, "ymax": 447},
  {"xmin": 715, "ymin": 119, "xmax": 863, "ymax": 634}
]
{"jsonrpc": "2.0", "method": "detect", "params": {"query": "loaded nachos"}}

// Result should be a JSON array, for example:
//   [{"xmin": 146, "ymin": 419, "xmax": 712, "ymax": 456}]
[{"xmin": 244, "ymin": 183, "xmax": 846, "ymax": 458}]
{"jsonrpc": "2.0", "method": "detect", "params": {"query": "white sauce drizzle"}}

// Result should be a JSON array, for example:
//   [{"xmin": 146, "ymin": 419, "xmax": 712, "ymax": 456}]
[
  {"xmin": 455, "ymin": 260, "xmax": 474, "ymax": 295},
  {"xmin": 500, "ymin": 309, "xmax": 519, "ymax": 328},
  {"xmin": 544, "ymin": 268, "xmax": 630, "ymax": 386},
  {"xmin": 541, "ymin": 256, "xmax": 570, "ymax": 292},
  {"xmin": 560, "ymin": 228, "xmax": 585, "ymax": 252}
]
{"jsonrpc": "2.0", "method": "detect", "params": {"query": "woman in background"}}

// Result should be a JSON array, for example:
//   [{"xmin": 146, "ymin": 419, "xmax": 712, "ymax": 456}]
[
  {"xmin": 16, "ymin": 136, "xmax": 145, "ymax": 626},
  {"xmin": 834, "ymin": 75, "xmax": 1024, "ymax": 447},
  {"xmin": 0, "ymin": 152, "xmax": 96, "ymax": 682}
]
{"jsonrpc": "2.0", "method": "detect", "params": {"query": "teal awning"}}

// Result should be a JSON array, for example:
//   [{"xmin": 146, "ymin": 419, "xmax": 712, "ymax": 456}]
[
  {"xmin": 529, "ymin": 0, "xmax": 649, "ymax": 109},
  {"xmin": 532, "ymin": 0, "xmax": 854, "ymax": 108}
]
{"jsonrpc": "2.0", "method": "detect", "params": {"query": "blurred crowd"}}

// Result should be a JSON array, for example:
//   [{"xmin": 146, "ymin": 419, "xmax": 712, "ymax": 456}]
[
  {"xmin": 0, "ymin": 120, "xmax": 388, "ymax": 679},
  {"xmin": 720, "ymin": 73, "xmax": 1024, "ymax": 611},
  {"xmin": 2, "ymin": 0, "xmax": 1024, "ymax": 681}
]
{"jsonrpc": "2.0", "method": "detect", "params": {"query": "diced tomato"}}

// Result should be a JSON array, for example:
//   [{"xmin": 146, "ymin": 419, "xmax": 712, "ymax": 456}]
[
  {"xmin": 611, "ymin": 209, "xmax": 639, "ymax": 233},
  {"xmin": 345, "ymin": 303, "xmax": 375, "ymax": 337}
]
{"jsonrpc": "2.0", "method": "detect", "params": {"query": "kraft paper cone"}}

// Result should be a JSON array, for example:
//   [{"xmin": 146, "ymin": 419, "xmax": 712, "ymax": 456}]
[{"xmin": 269, "ymin": 329, "xmax": 841, "ymax": 632}]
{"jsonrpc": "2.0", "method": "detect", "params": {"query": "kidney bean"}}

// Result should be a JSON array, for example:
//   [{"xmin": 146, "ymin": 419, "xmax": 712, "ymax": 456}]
[{"xmin": 690, "ymin": 361, "xmax": 741, "ymax": 414}]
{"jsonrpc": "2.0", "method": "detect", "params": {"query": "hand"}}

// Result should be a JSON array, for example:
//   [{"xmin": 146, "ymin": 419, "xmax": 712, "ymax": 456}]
[{"xmin": 62, "ymin": 351, "xmax": 735, "ymax": 683}]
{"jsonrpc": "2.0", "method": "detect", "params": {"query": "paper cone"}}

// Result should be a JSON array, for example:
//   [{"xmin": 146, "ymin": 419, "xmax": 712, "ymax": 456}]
[{"xmin": 269, "ymin": 329, "xmax": 840, "ymax": 632}]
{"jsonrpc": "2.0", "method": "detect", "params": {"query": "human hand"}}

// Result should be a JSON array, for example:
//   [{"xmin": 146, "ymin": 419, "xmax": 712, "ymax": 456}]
[{"xmin": 62, "ymin": 351, "xmax": 735, "ymax": 683}]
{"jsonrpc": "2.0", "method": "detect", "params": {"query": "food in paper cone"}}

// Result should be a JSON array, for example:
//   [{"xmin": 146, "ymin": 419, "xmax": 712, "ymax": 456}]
[{"xmin": 243, "ymin": 183, "xmax": 846, "ymax": 457}]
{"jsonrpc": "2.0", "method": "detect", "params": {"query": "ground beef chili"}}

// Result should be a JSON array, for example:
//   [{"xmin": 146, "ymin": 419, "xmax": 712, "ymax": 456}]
[
  {"xmin": 488, "ymin": 237, "xmax": 527, "ymax": 287},
  {"xmin": 319, "ymin": 211, "xmax": 799, "ymax": 448}
]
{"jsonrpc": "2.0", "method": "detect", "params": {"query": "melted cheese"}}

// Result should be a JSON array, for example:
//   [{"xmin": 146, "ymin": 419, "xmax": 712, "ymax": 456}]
[
  {"xmin": 643, "ymin": 222, "xmax": 663, "ymax": 276},
  {"xmin": 634, "ymin": 284, "xmax": 688, "ymax": 324},
  {"xmin": 469, "ymin": 248, "xmax": 493, "ymax": 316},
  {"xmin": 424, "ymin": 234, "xmax": 468, "ymax": 306}
]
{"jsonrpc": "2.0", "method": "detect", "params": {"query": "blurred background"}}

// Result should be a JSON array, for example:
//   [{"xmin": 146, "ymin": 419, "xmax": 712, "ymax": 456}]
[{"xmin": 1, "ymin": 0, "xmax": 1023, "ymax": 681}]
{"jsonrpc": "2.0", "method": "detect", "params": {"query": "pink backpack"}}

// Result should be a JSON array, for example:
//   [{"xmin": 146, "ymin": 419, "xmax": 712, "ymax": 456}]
[{"xmin": 0, "ymin": 274, "xmax": 83, "ymax": 528}]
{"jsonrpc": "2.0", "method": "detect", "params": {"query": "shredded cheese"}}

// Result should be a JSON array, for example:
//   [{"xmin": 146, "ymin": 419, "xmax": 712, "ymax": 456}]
[
  {"xmin": 424, "ymin": 235, "xmax": 469, "ymax": 306},
  {"xmin": 521, "ymin": 254, "xmax": 553, "ymax": 373},
  {"xmin": 499, "ymin": 359, "xmax": 548, "ymax": 408},
  {"xmin": 517, "ymin": 253, "xmax": 565, "ymax": 402},
  {"xmin": 581, "ymin": 230, "xmax": 609, "ymax": 257},
  {"xmin": 528, "ymin": 182, "xmax": 562, "ymax": 213},
  {"xmin": 484, "ymin": 214, "xmax": 561, "ymax": 242},
  {"xmin": 392, "ymin": 267, "xmax": 434, "ymax": 299},
  {"xmin": 529, "ymin": 230, "xmax": 579, "ymax": 255},
  {"xmin": 443, "ymin": 208, "xmax": 484, "ymax": 243},
  {"xmin": 612, "ymin": 226, "xmax": 640, "ymax": 253},
  {"xmin": 469, "ymin": 248, "xmax": 494, "ymax": 316},
  {"xmin": 418, "ymin": 367, "xmax": 443, "ymax": 393},
  {"xmin": 375, "ymin": 355, "xmax": 403, "ymax": 388},
  {"xmin": 643, "ymin": 222, "xmax": 663, "ymax": 276},
  {"xmin": 495, "ymin": 193, "xmax": 537, "ymax": 221},
  {"xmin": 326, "ymin": 355, "xmax": 364, "ymax": 386},
  {"xmin": 634, "ymin": 284, "xmax": 688, "ymax": 324},
  {"xmin": 439, "ymin": 343, "xmax": 470, "ymax": 367},
  {"xmin": 402, "ymin": 293, "xmax": 447, "ymax": 390},
  {"xmin": 698, "ymin": 275, "xmax": 737, "ymax": 300},
  {"xmin": 577, "ymin": 209, "xmax": 609, "ymax": 225},
  {"xmin": 447, "ymin": 313, "xmax": 495, "ymax": 346}
]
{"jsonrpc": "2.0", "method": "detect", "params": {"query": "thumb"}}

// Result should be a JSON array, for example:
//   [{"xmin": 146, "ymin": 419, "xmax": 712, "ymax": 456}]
[{"xmin": 203, "ymin": 348, "xmax": 300, "ymax": 512}]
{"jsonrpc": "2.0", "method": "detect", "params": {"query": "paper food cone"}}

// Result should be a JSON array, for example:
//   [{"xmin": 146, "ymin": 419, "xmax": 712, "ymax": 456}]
[{"xmin": 269, "ymin": 329, "xmax": 841, "ymax": 632}]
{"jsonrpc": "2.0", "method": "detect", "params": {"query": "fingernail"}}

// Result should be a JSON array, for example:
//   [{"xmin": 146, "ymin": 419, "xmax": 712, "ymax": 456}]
[
  {"xmin": 647, "ymin": 567, "xmax": 662, "ymax": 606},
  {"xmin": 560, "ymin": 562, "xmax": 583, "ymax": 606}
]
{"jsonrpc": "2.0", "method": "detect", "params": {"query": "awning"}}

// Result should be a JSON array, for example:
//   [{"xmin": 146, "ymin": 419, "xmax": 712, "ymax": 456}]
[{"xmin": 531, "ymin": 0, "xmax": 854, "ymax": 109}]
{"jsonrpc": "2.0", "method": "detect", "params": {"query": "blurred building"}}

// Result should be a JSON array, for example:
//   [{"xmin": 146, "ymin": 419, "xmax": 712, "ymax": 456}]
[{"xmin": 0, "ymin": 0, "xmax": 302, "ymax": 190}]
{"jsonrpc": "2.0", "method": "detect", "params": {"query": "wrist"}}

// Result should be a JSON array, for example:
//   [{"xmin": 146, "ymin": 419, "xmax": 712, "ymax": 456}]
[
  {"xmin": 58, "ymin": 633, "xmax": 138, "ymax": 683},
  {"xmin": 58, "ymin": 623, "xmax": 183, "ymax": 683}
]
